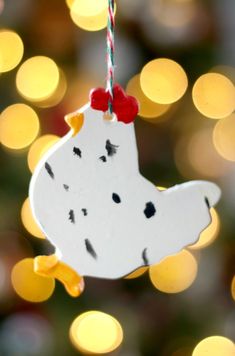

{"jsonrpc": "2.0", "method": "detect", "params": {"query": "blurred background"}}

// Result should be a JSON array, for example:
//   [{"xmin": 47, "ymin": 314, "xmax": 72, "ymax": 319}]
[{"xmin": 0, "ymin": 0, "xmax": 234, "ymax": 355}]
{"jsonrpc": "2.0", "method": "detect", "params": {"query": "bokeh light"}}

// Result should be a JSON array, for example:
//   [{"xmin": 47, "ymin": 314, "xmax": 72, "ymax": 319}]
[
  {"xmin": 189, "ymin": 208, "xmax": 220, "ymax": 250},
  {"xmin": 0, "ymin": 231, "xmax": 33, "ymax": 304},
  {"xmin": 140, "ymin": 58, "xmax": 188, "ymax": 104},
  {"xmin": 70, "ymin": 311, "xmax": 123, "ymax": 354},
  {"xmin": 126, "ymin": 74, "xmax": 171, "ymax": 120},
  {"xmin": 213, "ymin": 113, "xmax": 235, "ymax": 161},
  {"xmin": 66, "ymin": 0, "xmax": 74, "ymax": 8},
  {"xmin": 0, "ymin": 30, "xmax": 24, "ymax": 73},
  {"xmin": 0, "ymin": 0, "xmax": 4, "ymax": 15},
  {"xmin": 231, "ymin": 276, "xmax": 235, "ymax": 302},
  {"xmin": 141, "ymin": 0, "xmax": 209, "ymax": 48},
  {"xmin": 0, "ymin": 104, "xmax": 40, "ymax": 150},
  {"xmin": 210, "ymin": 65, "xmax": 235, "ymax": 85},
  {"xmin": 16, "ymin": 56, "xmax": 60, "ymax": 102},
  {"xmin": 64, "ymin": 74, "xmax": 99, "ymax": 113},
  {"xmin": 192, "ymin": 73, "xmax": 235, "ymax": 119},
  {"xmin": 11, "ymin": 258, "xmax": 55, "ymax": 303},
  {"xmin": 192, "ymin": 336, "xmax": 235, "ymax": 356},
  {"xmin": 149, "ymin": 250, "xmax": 198, "ymax": 293},
  {"xmin": 150, "ymin": 0, "xmax": 197, "ymax": 29},
  {"xmin": 0, "ymin": 313, "xmax": 55, "ymax": 355},
  {"xmin": 175, "ymin": 127, "xmax": 232, "ymax": 179},
  {"xmin": 187, "ymin": 129, "xmax": 221, "ymax": 177},
  {"xmin": 125, "ymin": 267, "xmax": 148, "ymax": 279},
  {"xmin": 21, "ymin": 198, "xmax": 45, "ymax": 239},
  {"xmin": 70, "ymin": 0, "xmax": 114, "ymax": 31},
  {"xmin": 71, "ymin": 0, "xmax": 107, "ymax": 17},
  {"xmin": 33, "ymin": 70, "xmax": 67, "ymax": 108},
  {"xmin": 27, "ymin": 134, "xmax": 60, "ymax": 173}
]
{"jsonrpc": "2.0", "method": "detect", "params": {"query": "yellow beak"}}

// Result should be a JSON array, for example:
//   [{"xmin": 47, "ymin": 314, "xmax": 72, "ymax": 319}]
[{"xmin": 65, "ymin": 111, "xmax": 84, "ymax": 137}]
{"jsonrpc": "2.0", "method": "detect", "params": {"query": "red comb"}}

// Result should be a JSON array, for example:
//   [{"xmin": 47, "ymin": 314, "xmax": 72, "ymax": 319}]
[{"xmin": 90, "ymin": 84, "xmax": 139, "ymax": 124}]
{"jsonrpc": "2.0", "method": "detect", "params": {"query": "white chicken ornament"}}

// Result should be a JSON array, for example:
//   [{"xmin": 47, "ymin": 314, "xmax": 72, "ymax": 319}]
[{"xmin": 30, "ymin": 84, "xmax": 221, "ymax": 297}]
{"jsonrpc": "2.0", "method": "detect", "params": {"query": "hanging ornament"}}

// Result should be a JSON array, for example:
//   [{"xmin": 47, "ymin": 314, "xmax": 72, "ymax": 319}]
[{"xmin": 29, "ymin": 0, "xmax": 221, "ymax": 297}]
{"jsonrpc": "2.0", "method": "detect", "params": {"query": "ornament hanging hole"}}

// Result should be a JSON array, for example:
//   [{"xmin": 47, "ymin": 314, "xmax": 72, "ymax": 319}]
[{"xmin": 103, "ymin": 111, "xmax": 117, "ymax": 123}]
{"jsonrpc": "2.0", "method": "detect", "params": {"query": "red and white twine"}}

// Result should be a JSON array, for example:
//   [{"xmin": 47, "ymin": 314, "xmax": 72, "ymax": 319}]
[{"xmin": 106, "ymin": 0, "xmax": 115, "ymax": 113}]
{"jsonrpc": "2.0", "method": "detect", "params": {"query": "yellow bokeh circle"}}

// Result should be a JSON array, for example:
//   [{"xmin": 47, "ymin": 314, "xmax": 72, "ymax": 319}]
[
  {"xmin": 0, "ymin": 30, "xmax": 24, "ymax": 72},
  {"xmin": 21, "ymin": 198, "xmax": 45, "ymax": 239},
  {"xmin": 71, "ymin": 0, "xmax": 107, "ymax": 17},
  {"xmin": 0, "ymin": 104, "xmax": 40, "ymax": 150},
  {"xmin": 140, "ymin": 58, "xmax": 188, "ymax": 104},
  {"xmin": 213, "ymin": 113, "xmax": 235, "ymax": 162},
  {"xmin": 189, "ymin": 208, "xmax": 220, "ymax": 250},
  {"xmin": 186, "ymin": 127, "xmax": 231, "ymax": 178},
  {"xmin": 149, "ymin": 250, "xmax": 198, "ymax": 293},
  {"xmin": 125, "ymin": 267, "xmax": 148, "ymax": 279},
  {"xmin": 66, "ymin": 0, "xmax": 74, "ymax": 8},
  {"xmin": 192, "ymin": 73, "xmax": 235, "ymax": 119},
  {"xmin": 70, "ymin": 10, "xmax": 109, "ymax": 32},
  {"xmin": 126, "ymin": 74, "xmax": 171, "ymax": 119},
  {"xmin": 70, "ymin": 3, "xmax": 116, "ymax": 32},
  {"xmin": 231, "ymin": 276, "xmax": 235, "ymax": 301},
  {"xmin": 11, "ymin": 258, "xmax": 55, "ymax": 302},
  {"xmin": 16, "ymin": 56, "xmax": 60, "ymax": 101},
  {"xmin": 34, "ymin": 70, "xmax": 67, "ymax": 108},
  {"xmin": 27, "ymin": 134, "xmax": 60, "ymax": 173},
  {"xmin": 192, "ymin": 336, "xmax": 235, "ymax": 356},
  {"xmin": 70, "ymin": 311, "xmax": 123, "ymax": 354}
]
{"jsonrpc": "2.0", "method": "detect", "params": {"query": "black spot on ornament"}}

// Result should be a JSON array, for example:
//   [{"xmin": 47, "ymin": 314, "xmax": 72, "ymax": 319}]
[
  {"xmin": 73, "ymin": 147, "xmax": 82, "ymax": 158},
  {"xmin": 105, "ymin": 140, "xmax": 119, "ymax": 157},
  {"xmin": 205, "ymin": 197, "xmax": 210, "ymax": 209},
  {"xmin": 69, "ymin": 210, "xmax": 75, "ymax": 223},
  {"xmin": 144, "ymin": 202, "xmax": 156, "ymax": 219},
  {"xmin": 142, "ymin": 248, "xmax": 149, "ymax": 266},
  {"xmin": 82, "ymin": 209, "xmax": 88, "ymax": 216},
  {"xmin": 112, "ymin": 193, "xmax": 121, "ymax": 204},
  {"xmin": 85, "ymin": 239, "xmax": 97, "ymax": 259},
  {"xmin": 99, "ymin": 155, "xmax": 107, "ymax": 162},
  {"xmin": 45, "ymin": 162, "xmax": 54, "ymax": 179}
]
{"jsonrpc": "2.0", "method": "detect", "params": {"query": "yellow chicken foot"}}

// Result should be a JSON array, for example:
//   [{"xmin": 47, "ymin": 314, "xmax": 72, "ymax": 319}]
[{"xmin": 34, "ymin": 255, "xmax": 85, "ymax": 298}]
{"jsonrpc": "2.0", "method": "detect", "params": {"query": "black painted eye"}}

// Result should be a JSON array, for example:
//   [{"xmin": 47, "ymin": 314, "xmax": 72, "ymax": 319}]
[
  {"xmin": 112, "ymin": 193, "xmax": 121, "ymax": 204},
  {"xmin": 144, "ymin": 202, "xmax": 156, "ymax": 219}
]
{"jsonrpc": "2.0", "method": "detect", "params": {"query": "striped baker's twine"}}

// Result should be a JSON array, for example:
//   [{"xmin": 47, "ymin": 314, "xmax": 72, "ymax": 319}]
[{"xmin": 106, "ymin": 0, "xmax": 115, "ymax": 114}]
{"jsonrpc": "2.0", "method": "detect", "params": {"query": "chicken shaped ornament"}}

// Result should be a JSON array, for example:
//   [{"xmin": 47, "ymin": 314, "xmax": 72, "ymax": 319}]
[{"xmin": 30, "ymin": 84, "xmax": 221, "ymax": 297}]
